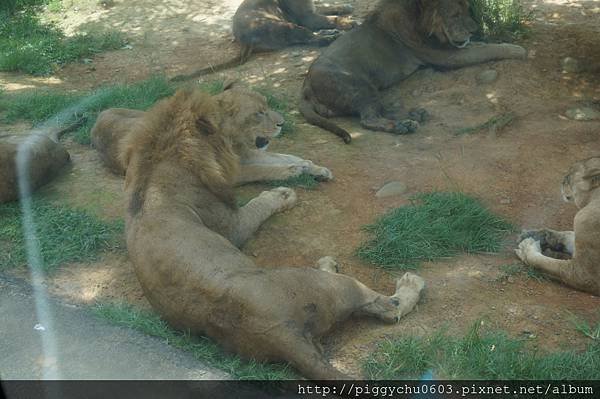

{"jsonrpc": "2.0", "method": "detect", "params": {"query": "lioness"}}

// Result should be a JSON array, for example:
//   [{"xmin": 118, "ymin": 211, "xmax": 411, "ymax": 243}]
[
  {"xmin": 120, "ymin": 87, "xmax": 425, "ymax": 379},
  {"xmin": 300, "ymin": 0, "xmax": 527, "ymax": 143},
  {"xmin": 516, "ymin": 157, "xmax": 600, "ymax": 296},
  {"xmin": 91, "ymin": 83, "xmax": 332, "ymax": 184},
  {"xmin": 0, "ymin": 120, "xmax": 84, "ymax": 203},
  {"xmin": 171, "ymin": 0, "xmax": 354, "ymax": 81}
]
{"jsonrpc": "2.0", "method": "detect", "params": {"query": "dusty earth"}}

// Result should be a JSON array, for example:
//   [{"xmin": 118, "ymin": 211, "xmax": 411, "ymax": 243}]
[{"xmin": 2, "ymin": 0, "xmax": 600, "ymax": 378}]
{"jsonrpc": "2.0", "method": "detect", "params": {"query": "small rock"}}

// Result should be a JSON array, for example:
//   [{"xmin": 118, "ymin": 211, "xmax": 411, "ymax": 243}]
[
  {"xmin": 477, "ymin": 69, "xmax": 498, "ymax": 84},
  {"xmin": 507, "ymin": 276, "xmax": 515, "ymax": 284},
  {"xmin": 500, "ymin": 198, "xmax": 511, "ymax": 205},
  {"xmin": 375, "ymin": 181, "xmax": 408, "ymax": 198},
  {"xmin": 565, "ymin": 107, "xmax": 600, "ymax": 121},
  {"xmin": 82, "ymin": 58, "xmax": 93, "ymax": 64},
  {"xmin": 122, "ymin": 44, "xmax": 133, "ymax": 50},
  {"xmin": 561, "ymin": 57, "xmax": 581, "ymax": 73}
]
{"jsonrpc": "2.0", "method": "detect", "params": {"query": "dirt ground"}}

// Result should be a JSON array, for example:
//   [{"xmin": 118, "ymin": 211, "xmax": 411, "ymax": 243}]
[{"xmin": 2, "ymin": 0, "xmax": 600, "ymax": 377}]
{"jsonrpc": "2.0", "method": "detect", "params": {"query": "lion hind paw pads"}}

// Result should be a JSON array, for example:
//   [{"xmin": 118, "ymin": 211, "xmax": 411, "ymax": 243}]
[{"xmin": 267, "ymin": 187, "xmax": 298, "ymax": 211}]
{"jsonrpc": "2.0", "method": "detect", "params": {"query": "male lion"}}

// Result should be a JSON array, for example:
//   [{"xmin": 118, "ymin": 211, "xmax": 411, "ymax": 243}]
[
  {"xmin": 300, "ymin": 0, "xmax": 527, "ymax": 143},
  {"xmin": 91, "ymin": 83, "xmax": 333, "ymax": 183},
  {"xmin": 516, "ymin": 157, "xmax": 600, "ymax": 296},
  {"xmin": 120, "ymin": 87, "xmax": 426, "ymax": 379},
  {"xmin": 171, "ymin": 0, "xmax": 354, "ymax": 81}
]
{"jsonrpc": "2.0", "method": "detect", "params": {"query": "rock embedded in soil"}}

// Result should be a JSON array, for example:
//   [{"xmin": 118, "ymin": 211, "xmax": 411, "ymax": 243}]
[
  {"xmin": 375, "ymin": 181, "xmax": 408, "ymax": 198},
  {"xmin": 561, "ymin": 57, "xmax": 581, "ymax": 73},
  {"xmin": 477, "ymin": 69, "xmax": 498, "ymax": 84},
  {"xmin": 565, "ymin": 107, "xmax": 600, "ymax": 121}
]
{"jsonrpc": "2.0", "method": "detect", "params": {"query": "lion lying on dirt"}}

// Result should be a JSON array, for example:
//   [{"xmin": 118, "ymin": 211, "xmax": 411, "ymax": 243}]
[
  {"xmin": 118, "ymin": 86, "xmax": 425, "ymax": 379},
  {"xmin": 516, "ymin": 157, "xmax": 600, "ymax": 296},
  {"xmin": 0, "ymin": 120, "xmax": 85, "ymax": 203},
  {"xmin": 300, "ymin": 0, "xmax": 527, "ymax": 143},
  {"xmin": 91, "ymin": 84, "xmax": 332, "ymax": 184},
  {"xmin": 171, "ymin": 0, "xmax": 354, "ymax": 81}
]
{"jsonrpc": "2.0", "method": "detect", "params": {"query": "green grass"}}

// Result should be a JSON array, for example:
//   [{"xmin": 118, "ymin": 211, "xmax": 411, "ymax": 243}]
[
  {"xmin": 0, "ymin": 198, "xmax": 123, "ymax": 271},
  {"xmin": 357, "ymin": 192, "xmax": 514, "ymax": 270},
  {"xmin": 0, "ymin": 9, "xmax": 126, "ymax": 75},
  {"xmin": 456, "ymin": 112, "xmax": 515, "ymax": 135},
  {"xmin": 0, "ymin": 75, "xmax": 176, "ymax": 144},
  {"xmin": 470, "ymin": 0, "xmax": 533, "ymax": 42},
  {"xmin": 569, "ymin": 312, "xmax": 600, "ymax": 342},
  {"xmin": 364, "ymin": 321, "xmax": 600, "ymax": 379},
  {"xmin": 93, "ymin": 302, "xmax": 296, "ymax": 380},
  {"xmin": 266, "ymin": 173, "xmax": 319, "ymax": 190},
  {"xmin": 495, "ymin": 263, "xmax": 546, "ymax": 282}
]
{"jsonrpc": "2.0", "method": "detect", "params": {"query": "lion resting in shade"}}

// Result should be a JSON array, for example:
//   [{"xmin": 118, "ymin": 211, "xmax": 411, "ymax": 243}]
[
  {"xmin": 116, "ymin": 85, "xmax": 426, "ymax": 379},
  {"xmin": 516, "ymin": 157, "xmax": 600, "ymax": 296},
  {"xmin": 300, "ymin": 0, "xmax": 527, "ymax": 143}
]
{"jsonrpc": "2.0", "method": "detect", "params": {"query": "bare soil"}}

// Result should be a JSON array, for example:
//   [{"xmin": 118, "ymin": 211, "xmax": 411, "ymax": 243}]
[{"xmin": 2, "ymin": 0, "xmax": 600, "ymax": 377}]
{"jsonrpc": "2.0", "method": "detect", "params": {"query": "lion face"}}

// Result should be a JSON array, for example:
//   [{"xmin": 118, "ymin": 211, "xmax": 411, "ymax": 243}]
[
  {"xmin": 561, "ymin": 157, "xmax": 600, "ymax": 208},
  {"xmin": 215, "ymin": 88, "xmax": 284, "ymax": 151},
  {"xmin": 420, "ymin": 0, "xmax": 478, "ymax": 48}
]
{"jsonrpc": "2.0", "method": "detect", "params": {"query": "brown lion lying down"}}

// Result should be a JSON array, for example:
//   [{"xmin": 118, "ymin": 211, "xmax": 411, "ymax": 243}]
[
  {"xmin": 113, "ymin": 86, "xmax": 425, "ymax": 379},
  {"xmin": 171, "ymin": 0, "xmax": 354, "ymax": 81},
  {"xmin": 516, "ymin": 157, "xmax": 600, "ymax": 296},
  {"xmin": 300, "ymin": 0, "xmax": 527, "ymax": 143}
]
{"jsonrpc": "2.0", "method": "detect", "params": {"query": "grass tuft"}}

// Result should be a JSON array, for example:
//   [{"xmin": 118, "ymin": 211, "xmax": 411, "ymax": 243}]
[
  {"xmin": 569, "ymin": 312, "xmax": 600, "ymax": 342},
  {"xmin": 0, "ymin": 198, "xmax": 123, "ymax": 271},
  {"xmin": 456, "ymin": 112, "xmax": 515, "ymax": 135},
  {"xmin": 364, "ymin": 321, "xmax": 600, "ymax": 379},
  {"xmin": 266, "ymin": 173, "xmax": 319, "ymax": 190},
  {"xmin": 357, "ymin": 192, "xmax": 513, "ymax": 270},
  {"xmin": 469, "ymin": 0, "xmax": 533, "ymax": 42},
  {"xmin": 92, "ymin": 302, "xmax": 296, "ymax": 380},
  {"xmin": 0, "ymin": 9, "xmax": 126, "ymax": 75}
]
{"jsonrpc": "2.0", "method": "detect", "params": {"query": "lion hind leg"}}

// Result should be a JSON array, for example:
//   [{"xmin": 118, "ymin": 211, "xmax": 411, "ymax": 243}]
[{"xmin": 274, "ymin": 332, "xmax": 348, "ymax": 379}]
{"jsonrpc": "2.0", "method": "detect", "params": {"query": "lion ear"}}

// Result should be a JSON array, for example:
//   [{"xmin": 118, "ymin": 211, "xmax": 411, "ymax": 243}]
[
  {"xmin": 195, "ymin": 116, "xmax": 217, "ymax": 135},
  {"xmin": 222, "ymin": 78, "xmax": 238, "ymax": 92}
]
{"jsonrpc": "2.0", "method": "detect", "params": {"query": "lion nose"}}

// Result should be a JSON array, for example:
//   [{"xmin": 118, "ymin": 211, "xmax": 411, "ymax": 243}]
[{"xmin": 255, "ymin": 137, "xmax": 269, "ymax": 148}]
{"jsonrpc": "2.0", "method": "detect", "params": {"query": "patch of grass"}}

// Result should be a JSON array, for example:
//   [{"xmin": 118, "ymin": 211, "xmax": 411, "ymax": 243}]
[
  {"xmin": 469, "ymin": 0, "xmax": 533, "ymax": 42},
  {"xmin": 198, "ymin": 79, "xmax": 225, "ymax": 95},
  {"xmin": 0, "ymin": 9, "xmax": 126, "ymax": 75},
  {"xmin": 266, "ymin": 173, "xmax": 319, "ymax": 190},
  {"xmin": 456, "ymin": 112, "xmax": 515, "ymax": 135},
  {"xmin": 495, "ymin": 263, "xmax": 546, "ymax": 282},
  {"xmin": 93, "ymin": 302, "xmax": 295, "ymax": 380},
  {"xmin": 0, "ymin": 198, "xmax": 123, "ymax": 271},
  {"xmin": 364, "ymin": 321, "xmax": 600, "ymax": 379},
  {"xmin": 357, "ymin": 192, "xmax": 514, "ymax": 270},
  {"xmin": 569, "ymin": 312, "xmax": 600, "ymax": 342},
  {"xmin": 0, "ymin": 75, "xmax": 175, "ymax": 144}
]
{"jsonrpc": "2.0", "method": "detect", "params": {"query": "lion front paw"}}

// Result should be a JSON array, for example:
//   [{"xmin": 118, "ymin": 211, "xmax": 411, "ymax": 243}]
[
  {"xmin": 266, "ymin": 187, "xmax": 297, "ymax": 212},
  {"xmin": 310, "ymin": 165, "xmax": 333, "ymax": 181},
  {"xmin": 515, "ymin": 237, "xmax": 541, "ymax": 264},
  {"xmin": 395, "ymin": 119, "xmax": 420, "ymax": 134}
]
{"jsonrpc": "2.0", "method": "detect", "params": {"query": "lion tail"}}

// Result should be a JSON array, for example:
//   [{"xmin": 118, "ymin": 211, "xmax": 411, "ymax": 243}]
[
  {"xmin": 170, "ymin": 45, "xmax": 253, "ymax": 82},
  {"xmin": 299, "ymin": 84, "xmax": 352, "ymax": 144}
]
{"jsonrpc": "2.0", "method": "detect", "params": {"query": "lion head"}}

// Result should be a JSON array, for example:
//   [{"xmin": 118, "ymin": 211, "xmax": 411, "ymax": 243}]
[
  {"xmin": 561, "ymin": 156, "xmax": 600, "ymax": 208},
  {"xmin": 122, "ymin": 82, "xmax": 286, "ymax": 215},
  {"xmin": 215, "ymin": 84, "xmax": 284, "ymax": 152},
  {"xmin": 372, "ymin": 0, "xmax": 478, "ymax": 49}
]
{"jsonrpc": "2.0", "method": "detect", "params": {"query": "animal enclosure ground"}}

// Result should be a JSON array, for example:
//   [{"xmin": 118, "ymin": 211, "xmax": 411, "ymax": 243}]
[{"xmin": 1, "ymin": 0, "xmax": 600, "ymax": 378}]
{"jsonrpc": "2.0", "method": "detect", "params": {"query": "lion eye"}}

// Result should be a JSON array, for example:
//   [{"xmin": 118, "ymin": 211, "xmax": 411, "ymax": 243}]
[{"xmin": 256, "ymin": 110, "xmax": 266, "ymax": 116}]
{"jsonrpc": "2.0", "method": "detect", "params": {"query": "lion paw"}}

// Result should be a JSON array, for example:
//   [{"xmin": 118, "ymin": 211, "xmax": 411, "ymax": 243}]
[
  {"xmin": 408, "ymin": 108, "xmax": 429, "ymax": 123},
  {"xmin": 515, "ymin": 237, "xmax": 541, "ymax": 264},
  {"xmin": 267, "ymin": 187, "xmax": 297, "ymax": 212},
  {"xmin": 316, "ymin": 256, "xmax": 339, "ymax": 273},
  {"xmin": 311, "ymin": 165, "xmax": 333, "ymax": 181},
  {"xmin": 384, "ymin": 272, "xmax": 425, "ymax": 322},
  {"xmin": 394, "ymin": 119, "xmax": 420, "ymax": 134}
]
